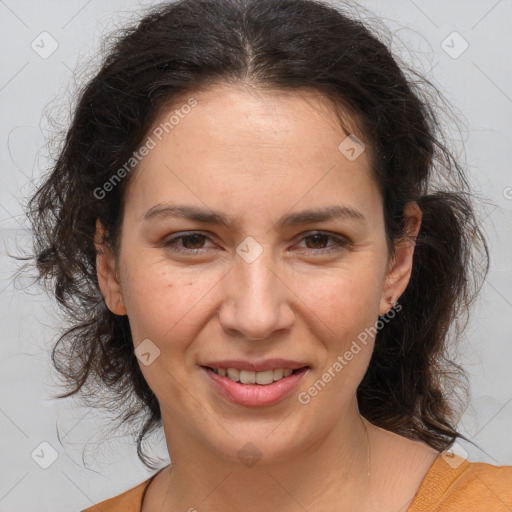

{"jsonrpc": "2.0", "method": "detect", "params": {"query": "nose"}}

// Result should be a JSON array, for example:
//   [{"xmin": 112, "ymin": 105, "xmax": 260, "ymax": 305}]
[{"xmin": 217, "ymin": 248, "xmax": 295, "ymax": 341}]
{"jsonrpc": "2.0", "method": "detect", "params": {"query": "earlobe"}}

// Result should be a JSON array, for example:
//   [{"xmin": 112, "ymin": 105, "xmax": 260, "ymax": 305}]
[
  {"xmin": 94, "ymin": 219, "xmax": 127, "ymax": 316},
  {"xmin": 379, "ymin": 202, "xmax": 422, "ymax": 316}
]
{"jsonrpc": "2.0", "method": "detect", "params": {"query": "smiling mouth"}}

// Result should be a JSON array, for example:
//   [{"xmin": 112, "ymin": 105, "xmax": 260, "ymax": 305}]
[{"xmin": 201, "ymin": 365, "xmax": 309, "ymax": 386}]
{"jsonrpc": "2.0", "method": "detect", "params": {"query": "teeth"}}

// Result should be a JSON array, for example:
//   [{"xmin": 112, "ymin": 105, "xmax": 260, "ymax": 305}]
[
  {"xmin": 273, "ymin": 368, "xmax": 284, "ymax": 380},
  {"xmin": 239, "ymin": 370, "xmax": 256, "ymax": 384},
  {"xmin": 255, "ymin": 370, "xmax": 274, "ymax": 385},
  {"xmin": 212, "ymin": 367, "xmax": 300, "ymax": 385},
  {"xmin": 227, "ymin": 368, "xmax": 239, "ymax": 381}
]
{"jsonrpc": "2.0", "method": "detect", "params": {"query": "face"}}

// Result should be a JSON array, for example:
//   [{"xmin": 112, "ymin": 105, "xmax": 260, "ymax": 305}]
[{"xmin": 96, "ymin": 83, "xmax": 420, "ymax": 464}]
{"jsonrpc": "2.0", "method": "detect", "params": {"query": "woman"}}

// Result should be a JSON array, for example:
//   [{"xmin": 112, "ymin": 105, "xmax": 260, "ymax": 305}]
[{"xmin": 27, "ymin": 0, "xmax": 512, "ymax": 510}]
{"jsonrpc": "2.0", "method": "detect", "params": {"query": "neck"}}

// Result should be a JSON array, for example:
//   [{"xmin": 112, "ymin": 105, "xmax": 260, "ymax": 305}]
[{"xmin": 157, "ymin": 401, "xmax": 374, "ymax": 512}]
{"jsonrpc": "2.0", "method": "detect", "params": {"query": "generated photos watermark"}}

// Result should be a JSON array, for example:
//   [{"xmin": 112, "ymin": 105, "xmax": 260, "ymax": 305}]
[
  {"xmin": 297, "ymin": 301, "xmax": 402, "ymax": 405},
  {"xmin": 93, "ymin": 97, "xmax": 198, "ymax": 200}
]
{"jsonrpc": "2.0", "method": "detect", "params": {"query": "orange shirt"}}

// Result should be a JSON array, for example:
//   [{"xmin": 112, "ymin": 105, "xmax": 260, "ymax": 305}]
[{"xmin": 81, "ymin": 452, "xmax": 512, "ymax": 511}]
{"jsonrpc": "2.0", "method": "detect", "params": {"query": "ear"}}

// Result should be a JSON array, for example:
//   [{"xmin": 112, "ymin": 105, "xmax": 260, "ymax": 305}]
[
  {"xmin": 379, "ymin": 202, "xmax": 422, "ymax": 315},
  {"xmin": 94, "ymin": 219, "xmax": 127, "ymax": 316}
]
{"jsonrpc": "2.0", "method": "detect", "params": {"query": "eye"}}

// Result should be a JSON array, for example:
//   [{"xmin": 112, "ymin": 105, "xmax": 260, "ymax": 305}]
[
  {"xmin": 162, "ymin": 232, "xmax": 215, "ymax": 253},
  {"xmin": 161, "ymin": 231, "xmax": 350, "ymax": 255},
  {"xmin": 295, "ymin": 231, "xmax": 351, "ymax": 253}
]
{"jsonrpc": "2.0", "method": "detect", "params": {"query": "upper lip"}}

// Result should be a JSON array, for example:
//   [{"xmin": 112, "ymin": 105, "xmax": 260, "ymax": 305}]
[{"xmin": 200, "ymin": 359, "xmax": 309, "ymax": 372}]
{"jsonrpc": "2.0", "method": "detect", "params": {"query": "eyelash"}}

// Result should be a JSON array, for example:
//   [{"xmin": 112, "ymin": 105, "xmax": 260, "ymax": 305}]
[{"xmin": 162, "ymin": 231, "xmax": 351, "ymax": 255}]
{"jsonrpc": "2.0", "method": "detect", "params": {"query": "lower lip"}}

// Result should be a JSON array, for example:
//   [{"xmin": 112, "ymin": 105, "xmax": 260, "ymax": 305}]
[{"xmin": 201, "ymin": 366, "xmax": 309, "ymax": 407}]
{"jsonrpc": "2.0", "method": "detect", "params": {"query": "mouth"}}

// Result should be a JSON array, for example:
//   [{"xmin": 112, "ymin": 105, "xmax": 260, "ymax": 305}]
[
  {"xmin": 200, "ymin": 365, "xmax": 310, "ymax": 407},
  {"xmin": 201, "ymin": 365, "xmax": 309, "ymax": 385}
]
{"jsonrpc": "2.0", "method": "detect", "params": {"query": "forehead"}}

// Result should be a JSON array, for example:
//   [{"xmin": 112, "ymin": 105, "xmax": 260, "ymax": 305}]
[
  {"xmin": 123, "ymin": 83, "xmax": 380, "ymax": 224},
  {"xmin": 150, "ymin": 83, "xmax": 364, "ymax": 157}
]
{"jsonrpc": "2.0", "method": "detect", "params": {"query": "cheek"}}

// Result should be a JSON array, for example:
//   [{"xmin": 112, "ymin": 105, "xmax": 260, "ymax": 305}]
[
  {"xmin": 303, "ymin": 263, "xmax": 384, "ymax": 330},
  {"xmin": 121, "ymin": 271, "xmax": 165, "ymax": 339},
  {"xmin": 120, "ymin": 264, "xmax": 220, "ymax": 398},
  {"xmin": 120, "ymin": 260, "xmax": 219, "ymax": 346},
  {"xmin": 122, "ymin": 255, "xmax": 384, "ymax": 336},
  {"xmin": 295, "ymin": 277, "xmax": 379, "ymax": 419},
  {"xmin": 298, "ymin": 264, "xmax": 384, "ymax": 384}
]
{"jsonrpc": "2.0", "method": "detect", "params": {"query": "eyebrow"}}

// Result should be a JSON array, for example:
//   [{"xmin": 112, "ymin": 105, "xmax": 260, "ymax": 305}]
[{"xmin": 141, "ymin": 203, "xmax": 365, "ymax": 228}]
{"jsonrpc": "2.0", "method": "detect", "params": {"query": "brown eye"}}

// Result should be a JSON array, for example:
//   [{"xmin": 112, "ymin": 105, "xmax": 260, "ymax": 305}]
[
  {"xmin": 163, "ymin": 233, "xmax": 214, "ymax": 253},
  {"xmin": 303, "ymin": 233, "xmax": 330, "ymax": 249},
  {"xmin": 179, "ymin": 234, "xmax": 208, "ymax": 249},
  {"xmin": 296, "ymin": 232, "xmax": 350, "ymax": 253}
]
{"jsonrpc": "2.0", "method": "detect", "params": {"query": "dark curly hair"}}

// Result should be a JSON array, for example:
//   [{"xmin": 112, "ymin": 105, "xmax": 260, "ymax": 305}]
[{"xmin": 24, "ymin": 0, "xmax": 489, "ymax": 470}]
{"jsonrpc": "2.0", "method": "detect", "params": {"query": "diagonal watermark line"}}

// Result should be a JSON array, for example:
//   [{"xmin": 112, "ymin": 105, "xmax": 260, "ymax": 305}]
[
  {"xmin": 61, "ymin": 0, "xmax": 92, "ymax": 29},
  {"xmin": 481, "ymin": 204, "xmax": 499, "ymax": 223},
  {"xmin": 472, "ymin": 470, "xmax": 512, "ymax": 509},
  {"xmin": 132, "ymin": 274, "xmax": 234, "ymax": 437},
  {"xmin": 473, "ymin": 445, "xmax": 499, "ymax": 465},
  {"xmin": 264, "ymin": 410, "xmax": 294, "ymax": 439},
  {"xmin": 0, "ymin": 472, "xmax": 29, "ymax": 502},
  {"xmin": 61, "ymin": 60, "xmax": 76, "ymax": 74},
  {"xmin": 407, "ymin": 0, "xmax": 439, "ymax": 29},
  {"xmin": 0, "ymin": 204, "xmax": 28, "ymax": 230},
  {"xmin": 0, "ymin": 279, "xmax": 13, "ymax": 296},
  {"xmin": 60, "ymin": 470, "xmax": 106, "ymax": 510},
  {"xmin": 158, "ymin": 363, "xmax": 235, "ymax": 439},
  {"xmin": 163, "ymin": 268, "xmax": 233, "ymax": 338},
  {"xmin": 0, "ymin": 407, "xmax": 29, "ymax": 439},
  {"xmin": 266, "ymin": 164, "xmax": 336, "ymax": 235},
  {"xmin": 162, "ymin": 163, "xmax": 217, "ymax": 215},
  {"xmin": 248, "ymin": 261, "xmax": 343, "ymax": 439},
  {"xmin": 427, "ymin": 61, "xmax": 439, "ymax": 77},
  {"xmin": 455, "ymin": 427, "xmax": 499, "ymax": 465},
  {"xmin": 394, "ymin": 491, "xmax": 420, "ymax": 512},
  {"xmin": 265, "ymin": 265, "xmax": 338, "ymax": 339},
  {"xmin": 472, "ymin": 396, "xmax": 512, "ymax": 438},
  {"xmin": 486, "ymin": 280, "xmax": 512, "ymax": 309},
  {"xmin": 265, "ymin": 470, "xmax": 309, "ymax": 511},
  {"xmin": 471, "ymin": 0, "xmax": 503, "ymax": 30},
  {"xmin": 201, "ymin": 470, "xmax": 234, "ymax": 503},
  {"xmin": 472, "ymin": 61, "xmax": 512, "ymax": 104},
  {"xmin": 0, "ymin": 62, "xmax": 29, "ymax": 92},
  {"xmin": 61, "ymin": 411, "xmax": 90, "ymax": 440},
  {"xmin": 0, "ymin": 0, "xmax": 29, "ymax": 28}
]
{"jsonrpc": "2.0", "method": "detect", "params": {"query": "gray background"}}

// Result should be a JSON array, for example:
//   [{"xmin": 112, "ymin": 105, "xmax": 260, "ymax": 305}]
[{"xmin": 0, "ymin": 0, "xmax": 511, "ymax": 511}]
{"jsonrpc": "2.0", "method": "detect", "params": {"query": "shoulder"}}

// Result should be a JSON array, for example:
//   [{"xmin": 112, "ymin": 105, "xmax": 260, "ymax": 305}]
[
  {"xmin": 80, "ymin": 475, "xmax": 155, "ymax": 512},
  {"xmin": 409, "ymin": 452, "xmax": 512, "ymax": 512}
]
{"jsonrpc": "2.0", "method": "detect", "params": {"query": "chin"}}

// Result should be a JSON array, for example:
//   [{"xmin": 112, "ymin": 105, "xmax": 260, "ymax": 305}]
[{"xmin": 201, "ymin": 418, "xmax": 314, "ymax": 467}]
